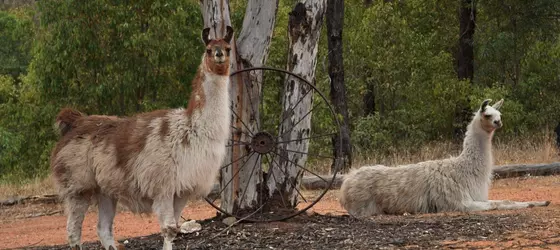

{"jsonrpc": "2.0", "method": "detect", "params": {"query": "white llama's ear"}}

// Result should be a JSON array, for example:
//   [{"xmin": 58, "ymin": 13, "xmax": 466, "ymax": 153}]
[
  {"xmin": 202, "ymin": 27, "xmax": 211, "ymax": 45},
  {"xmin": 480, "ymin": 99, "xmax": 491, "ymax": 112},
  {"xmin": 224, "ymin": 26, "xmax": 234, "ymax": 44},
  {"xmin": 492, "ymin": 99, "xmax": 504, "ymax": 110}
]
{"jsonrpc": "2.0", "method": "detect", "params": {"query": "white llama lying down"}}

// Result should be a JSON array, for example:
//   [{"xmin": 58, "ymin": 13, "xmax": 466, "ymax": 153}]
[
  {"xmin": 340, "ymin": 99, "xmax": 551, "ymax": 218},
  {"xmin": 50, "ymin": 26, "xmax": 234, "ymax": 250}
]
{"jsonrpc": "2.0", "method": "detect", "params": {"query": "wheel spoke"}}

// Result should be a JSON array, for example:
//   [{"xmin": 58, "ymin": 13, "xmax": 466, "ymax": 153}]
[
  {"xmin": 259, "ymin": 154, "xmax": 264, "ymax": 213},
  {"xmin": 230, "ymin": 125, "xmax": 253, "ymax": 138},
  {"xmin": 259, "ymin": 76, "xmax": 265, "ymax": 132},
  {"xmin": 271, "ymin": 150, "xmax": 328, "ymax": 183},
  {"xmin": 229, "ymin": 138, "xmax": 250, "ymax": 144},
  {"xmin": 212, "ymin": 151, "xmax": 256, "ymax": 203},
  {"xmin": 236, "ymin": 154, "xmax": 261, "ymax": 216},
  {"xmin": 276, "ymin": 132, "xmax": 336, "ymax": 144},
  {"xmin": 265, "ymin": 153, "xmax": 288, "ymax": 208},
  {"xmin": 268, "ymin": 152, "xmax": 308, "ymax": 203},
  {"xmin": 243, "ymin": 73, "xmax": 260, "ymax": 131},
  {"xmin": 278, "ymin": 86, "xmax": 314, "ymax": 127},
  {"xmin": 230, "ymin": 106, "xmax": 254, "ymax": 136},
  {"xmin": 205, "ymin": 67, "xmax": 342, "ymax": 222},
  {"xmin": 221, "ymin": 151, "xmax": 252, "ymax": 170},
  {"xmin": 227, "ymin": 138, "xmax": 250, "ymax": 147},
  {"xmin": 282, "ymin": 148, "xmax": 334, "ymax": 159},
  {"xmin": 278, "ymin": 101, "xmax": 321, "ymax": 139}
]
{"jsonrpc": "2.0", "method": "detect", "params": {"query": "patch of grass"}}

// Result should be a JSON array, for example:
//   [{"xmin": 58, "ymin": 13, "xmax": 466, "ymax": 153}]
[
  {"xmin": 307, "ymin": 132, "xmax": 560, "ymax": 175},
  {"xmin": 0, "ymin": 176, "xmax": 55, "ymax": 200},
  {"xmin": 1, "ymin": 134, "xmax": 558, "ymax": 200}
]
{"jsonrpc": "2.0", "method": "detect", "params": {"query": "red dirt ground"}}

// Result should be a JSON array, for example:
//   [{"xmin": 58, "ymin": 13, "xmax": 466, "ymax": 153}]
[{"xmin": 1, "ymin": 175, "xmax": 560, "ymax": 249}]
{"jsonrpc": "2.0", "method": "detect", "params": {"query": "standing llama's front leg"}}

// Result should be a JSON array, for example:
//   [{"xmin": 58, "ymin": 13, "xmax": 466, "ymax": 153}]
[
  {"xmin": 153, "ymin": 197, "xmax": 178, "ymax": 250},
  {"xmin": 465, "ymin": 200, "xmax": 550, "ymax": 212},
  {"xmin": 97, "ymin": 194, "xmax": 122, "ymax": 250},
  {"xmin": 173, "ymin": 194, "xmax": 189, "ymax": 227},
  {"xmin": 65, "ymin": 195, "xmax": 91, "ymax": 250}
]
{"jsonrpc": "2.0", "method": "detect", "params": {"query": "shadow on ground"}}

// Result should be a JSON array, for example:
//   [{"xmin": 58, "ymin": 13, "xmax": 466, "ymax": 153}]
[{"xmin": 28, "ymin": 209, "xmax": 559, "ymax": 250}]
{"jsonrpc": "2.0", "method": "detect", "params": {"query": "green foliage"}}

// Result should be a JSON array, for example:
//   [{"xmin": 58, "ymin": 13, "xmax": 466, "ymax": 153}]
[
  {"xmin": 0, "ymin": 8, "xmax": 34, "ymax": 78},
  {"xmin": 3, "ymin": 0, "xmax": 560, "ymax": 181},
  {"xmin": 341, "ymin": 0, "xmax": 560, "ymax": 154},
  {"xmin": 33, "ymin": 0, "xmax": 204, "ymax": 115},
  {"xmin": 1, "ymin": 0, "xmax": 209, "ymax": 182}
]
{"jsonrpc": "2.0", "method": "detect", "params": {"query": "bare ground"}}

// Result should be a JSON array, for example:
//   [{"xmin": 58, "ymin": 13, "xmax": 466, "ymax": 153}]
[{"xmin": 1, "ymin": 175, "xmax": 560, "ymax": 250}]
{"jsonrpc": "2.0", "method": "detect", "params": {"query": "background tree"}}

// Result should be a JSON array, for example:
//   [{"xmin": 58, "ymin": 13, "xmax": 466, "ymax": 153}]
[
  {"xmin": 268, "ymin": 0, "xmax": 326, "ymax": 207},
  {"xmin": 200, "ymin": 0, "xmax": 279, "ymax": 213},
  {"xmin": 2, "ymin": 0, "xmax": 560, "ymax": 188},
  {"xmin": 327, "ymin": 0, "xmax": 352, "ymax": 172},
  {"xmin": 454, "ymin": 0, "xmax": 476, "ymax": 139}
]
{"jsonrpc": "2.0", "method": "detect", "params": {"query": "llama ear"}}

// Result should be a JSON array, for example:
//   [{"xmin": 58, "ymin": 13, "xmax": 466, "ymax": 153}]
[
  {"xmin": 480, "ymin": 99, "xmax": 491, "ymax": 112},
  {"xmin": 492, "ymin": 99, "xmax": 504, "ymax": 110},
  {"xmin": 202, "ymin": 27, "xmax": 211, "ymax": 45},
  {"xmin": 224, "ymin": 25, "xmax": 234, "ymax": 44}
]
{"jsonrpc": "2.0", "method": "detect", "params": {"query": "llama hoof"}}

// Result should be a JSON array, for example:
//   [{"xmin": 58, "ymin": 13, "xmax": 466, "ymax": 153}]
[{"xmin": 529, "ymin": 201, "xmax": 551, "ymax": 208}]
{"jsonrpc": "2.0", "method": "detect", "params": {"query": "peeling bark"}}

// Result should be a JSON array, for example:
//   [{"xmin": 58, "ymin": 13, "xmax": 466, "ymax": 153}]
[
  {"xmin": 267, "ymin": 0, "xmax": 326, "ymax": 207},
  {"xmin": 200, "ymin": 0, "xmax": 278, "ymax": 213},
  {"xmin": 231, "ymin": 0, "xmax": 279, "ymax": 212}
]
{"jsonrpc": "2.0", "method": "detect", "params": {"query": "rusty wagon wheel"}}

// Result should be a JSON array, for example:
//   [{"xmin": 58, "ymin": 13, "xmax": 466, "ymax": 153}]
[{"xmin": 204, "ymin": 66, "xmax": 343, "ymax": 222}]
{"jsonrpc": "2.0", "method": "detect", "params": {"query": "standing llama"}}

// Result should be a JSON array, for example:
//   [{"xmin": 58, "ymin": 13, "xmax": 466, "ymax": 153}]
[
  {"xmin": 50, "ymin": 26, "xmax": 234, "ymax": 250},
  {"xmin": 340, "ymin": 99, "xmax": 550, "ymax": 218}
]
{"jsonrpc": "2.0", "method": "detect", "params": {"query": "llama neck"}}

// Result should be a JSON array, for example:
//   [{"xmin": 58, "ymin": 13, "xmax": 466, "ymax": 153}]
[
  {"xmin": 459, "ymin": 117, "xmax": 494, "ymax": 172},
  {"xmin": 200, "ymin": 72, "xmax": 229, "ymax": 114},
  {"xmin": 185, "ymin": 64, "xmax": 229, "ymax": 118}
]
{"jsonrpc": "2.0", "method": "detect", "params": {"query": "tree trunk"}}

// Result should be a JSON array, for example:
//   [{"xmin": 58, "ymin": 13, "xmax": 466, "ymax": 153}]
[
  {"xmin": 457, "ymin": 0, "xmax": 475, "ymax": 81},
  {"xmin": 200, "ymin": 0, "xmax": 278, "ymax": 214},
  {"xmin": 363, "ymin": 80, "xmax": 375, "ymax": 116},
  {"xmin": 455, "ymin": 0, "xmax": 476, "ymax": 139},
  {"xmin": 327, "ymin": 0, "xmax": 352, "ymax": 172},
  {"xmin": 267, "ymin": 0, "xmax": 326, "ymax": 208}
]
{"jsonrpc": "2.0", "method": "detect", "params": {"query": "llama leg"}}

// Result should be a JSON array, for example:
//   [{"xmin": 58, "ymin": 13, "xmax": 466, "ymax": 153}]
[
  {"xmin": 487, "ymin": 200, "xmax": 550, "ymax": 210},
  {"xmin": 66, "ymin": 195, "xmax": 91, "ymax": 249},
  {"xmin": 173, "ymin": 195, "xmax": 189, "ymax": 227},
  {"xmin": 465, "ymin": 200, "xmax": 550, "ymax": 212},
  {"xmin": 97, "ymin": 194, "xmax": 122, "ymax": 250},
  {"xmin": 153, "ymin": 198, "xmax": 177, "ymax": 250},
  {"xmin": 463, "ymin": 200, "xmax": 494, "ymax": 212}
]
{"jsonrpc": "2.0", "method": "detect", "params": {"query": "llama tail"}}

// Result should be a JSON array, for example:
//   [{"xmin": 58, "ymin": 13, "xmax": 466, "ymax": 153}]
[{"xmin": 54, "ymin": 108, "xmax": 84, "ymax": 136}]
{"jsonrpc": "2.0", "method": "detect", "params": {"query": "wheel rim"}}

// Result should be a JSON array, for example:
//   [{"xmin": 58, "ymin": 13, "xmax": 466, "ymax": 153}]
[{"xmin": 205, "ymin": 66, "xmax": 343, "ymax": 222}]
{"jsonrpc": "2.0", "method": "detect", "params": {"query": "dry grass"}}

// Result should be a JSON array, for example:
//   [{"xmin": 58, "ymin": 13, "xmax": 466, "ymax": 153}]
[
  {"xmin": 356, "ymin": 133, "xmax": 560, "ymax": 169},
  {"xmin": 493, "ymin": 133, "xmax": 559, "ymax": 165},
  {"xmin": 0, "ymin": 176, "xmax": 55, "ymax": 201},
  {"xmin": 308, "ymin": 132, "xmax": 560, "ymax": 175},
  {"xmin": 1, "ymin": 135, "xmax": 558, "ymax": 201}
]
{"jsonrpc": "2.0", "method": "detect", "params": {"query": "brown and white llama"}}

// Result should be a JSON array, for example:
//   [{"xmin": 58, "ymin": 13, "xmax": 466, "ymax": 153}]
[
  {"xmin": 340, "ymin": 99, "xmax": 551, "ymax": 218},
  {"xmin": 50, "ymin": 26, "xmax": 234, "ymax": 250}
]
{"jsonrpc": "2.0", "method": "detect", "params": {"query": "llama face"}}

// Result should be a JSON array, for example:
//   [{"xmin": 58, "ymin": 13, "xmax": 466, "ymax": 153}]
[
  {"xmin": 205, "ymin": 41, "xmax": 231, "ymax": 64},
  {"xmin": 201, "ymin": 26, "xmax": 234, "ymax": 75},
  {"xmin": 479, "ymin": 99, "xmax": 504, "ymax": 132}
]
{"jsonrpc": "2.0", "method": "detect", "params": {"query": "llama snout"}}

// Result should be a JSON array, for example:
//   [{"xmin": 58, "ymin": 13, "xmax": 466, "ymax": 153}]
[{"xmin": 493, "ymin": 120, "xmax": 502, "ymax": 128}]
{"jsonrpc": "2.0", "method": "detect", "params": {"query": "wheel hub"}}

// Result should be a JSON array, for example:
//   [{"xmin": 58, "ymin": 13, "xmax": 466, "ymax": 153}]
[{"xmin": 251, "ymin": 131, "xmax": 275, "ymax": 154}]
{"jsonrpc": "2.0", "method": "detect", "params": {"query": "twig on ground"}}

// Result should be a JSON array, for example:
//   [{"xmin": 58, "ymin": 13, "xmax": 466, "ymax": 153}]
[
  {"xmin": 209, "ymin": 204, "xmax": 265, "ymax": 240},
  {"xmin": 0, "ymin": 194, "xmax": 59, "ymax": 207},
  {"xmin": 7, "ymin": 239, "xmax": 44, "ymax": 250},
  {"xmin": 189, "ymin": 204, "xmax": 265, "ymax": 248},
  {"xmin": 16, "ymin": 210, "xmax": 62, "ymax": 219}
]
